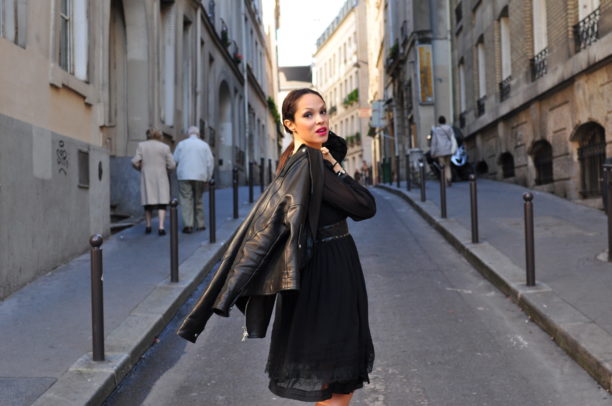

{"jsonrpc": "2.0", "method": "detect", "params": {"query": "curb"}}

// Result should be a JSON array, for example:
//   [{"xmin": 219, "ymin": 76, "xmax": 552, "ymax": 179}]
[
  {"xmin": 32, "ymin": 215, "xmax": 247, "ymax": 406},
  {"xmin": 377, "ymin": 183, "xmax": 612, "ymax": 392}
]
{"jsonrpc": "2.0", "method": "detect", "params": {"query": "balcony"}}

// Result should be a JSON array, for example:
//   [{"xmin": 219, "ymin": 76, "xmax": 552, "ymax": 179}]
[
  {"xmin": 499, "ymin": 76, "xmax": 511, "ymax": 102},
  {"xmin": 530, "ymin": 48, "xmax": 548, "ymax": 81},
  {"xmin": 476, "ymin": 96, "xmax": 486, "ymax": 117},
  {"xmin": 574, "ymin": 8, "xmax": 600, "ymax": 52}
]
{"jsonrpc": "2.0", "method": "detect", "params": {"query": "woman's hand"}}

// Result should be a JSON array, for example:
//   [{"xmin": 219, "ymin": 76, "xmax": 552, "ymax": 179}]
[
  {"xmin": 321, "ymin": 147, "xmax": 346, "ymax": 175},
  {"xmin": 320, "ymin": 147, "xmax": 336, "ymax": 165}
]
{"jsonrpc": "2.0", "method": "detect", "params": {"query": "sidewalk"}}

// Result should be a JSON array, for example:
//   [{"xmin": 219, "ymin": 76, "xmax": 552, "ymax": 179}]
[
  {"xmin": 0, "ymin": 186, "xmax": 261, "ymax": 406},
  {"xmin": 377, "ymin": 179, "xmax": 612, "ymax": 392}
]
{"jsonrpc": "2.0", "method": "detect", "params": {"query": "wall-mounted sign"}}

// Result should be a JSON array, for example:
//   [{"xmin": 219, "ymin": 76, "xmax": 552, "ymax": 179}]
[{"xmin": 417, "ymin": 44, "xmax": 434, "ymax": 104}]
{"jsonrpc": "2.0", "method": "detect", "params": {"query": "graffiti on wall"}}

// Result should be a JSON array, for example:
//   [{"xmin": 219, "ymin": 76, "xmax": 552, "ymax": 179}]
[{"xmin": 57, "ymin": 140, "xmax": 69, "ymax": 175}]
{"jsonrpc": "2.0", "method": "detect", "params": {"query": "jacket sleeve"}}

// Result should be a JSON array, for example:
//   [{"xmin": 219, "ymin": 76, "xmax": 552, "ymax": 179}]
[
  {"xmin": 165, "ymin": 146, "xmax": 176, "ymax": 170},
  {"xmin": 173, "ymin": 143, "xmax": 181, "ymax": 164},
  {"xmin": 323, "ymin": 162, "xmax": 376, "ymax": 221},
  {"xmin": 131, "ymin": 144, "xmax": 142, "ymax": 170}
]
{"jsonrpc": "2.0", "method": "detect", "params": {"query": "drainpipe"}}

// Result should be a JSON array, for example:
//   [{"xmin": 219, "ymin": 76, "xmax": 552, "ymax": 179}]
[{"xmin": 242, "ymin": 0, "xmax": 250, "ymax": 176}]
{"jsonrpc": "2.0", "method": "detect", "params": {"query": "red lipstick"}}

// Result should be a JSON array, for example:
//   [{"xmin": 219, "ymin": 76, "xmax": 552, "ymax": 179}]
[{"xmin": 316, "ymin": 127, "xmax": 328, "ymax": 136}]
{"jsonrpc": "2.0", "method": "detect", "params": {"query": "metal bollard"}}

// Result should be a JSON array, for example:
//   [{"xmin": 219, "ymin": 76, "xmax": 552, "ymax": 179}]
[
  {"xmin": 523, "ymin": 193, "xmax": 536, "ymax": 286},
  {"xmin": 209, "ymin": 178, "xmax": 216, "ymax": 243},
  {"xmin": 248, "ymin": 161, "xmax": 254, "ymax": 203},
  {"xmin": 469, "ymin": 174, "xmax": 479, "ymax": 243},
  {"xmin": 419, "ymin": 159, "xmax": 426, "ymax": 202},
  {"xmin": 440, "ymin": 164, "xmax": 447, "ymax": 218},
  {"xmin": 232, "ymin": 167, "xmax": 239, "ymax": 219},
  {"xmin": 406, "ymin": 154, "xmax": 411, "ymax": 191},
  {"xmin": 606, "ymin": 165, "xmax": 612, "ymax": 261},
  {"xmin": 396, "ymin": 154, "xmax": 401, "ymax": 188},
  {"xmin": 170, "ymin": 199, "xmax": 179, "ymax": 283},
  {"xmin": 89, "ymin": 234, "xmax": 105, "ymax": 361},
  {"xmin": 268, "ymin": 158, "xmax": 273, "ymax": 184},
  {"xmin": 260, "ymin": 157, "xmax": 265, "ymax": 192}
]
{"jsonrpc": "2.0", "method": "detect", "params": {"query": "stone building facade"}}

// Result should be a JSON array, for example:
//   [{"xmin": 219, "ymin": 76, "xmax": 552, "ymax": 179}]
[
  {"xmin": 362, "ymin": 0, "xmax": 454, "ymax": 184},
  {"xmin": 313, "ymin": 0, "xmax": 372, "ymax": 177},
  {"xmin": 0, "ymin": 0, "xmax": 280, "ymax": 300},
  {"xmin": 450, "ymin": 0, "xmax": 611, "ymax": 206}
]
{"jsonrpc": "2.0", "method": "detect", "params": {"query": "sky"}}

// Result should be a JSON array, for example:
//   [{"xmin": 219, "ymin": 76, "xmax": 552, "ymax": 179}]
[{"xmin": 276, "ymin": 0, "xmax": 348, "ymax": 67}]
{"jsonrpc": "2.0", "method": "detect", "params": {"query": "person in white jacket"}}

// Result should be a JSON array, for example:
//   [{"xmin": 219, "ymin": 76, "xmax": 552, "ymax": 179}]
[
  {"xmin": 430, "ymin": 116, "xmax": 456, "ymax": 185},
  {"xmin": 173, "ymin": 126, "xmax": 215, "ymax": 233}
]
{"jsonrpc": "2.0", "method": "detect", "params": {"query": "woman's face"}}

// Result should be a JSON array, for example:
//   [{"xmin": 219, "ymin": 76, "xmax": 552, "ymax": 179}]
[{"xmin": 284, "ymin": 93, "xmax": 329, "ymax": 149}]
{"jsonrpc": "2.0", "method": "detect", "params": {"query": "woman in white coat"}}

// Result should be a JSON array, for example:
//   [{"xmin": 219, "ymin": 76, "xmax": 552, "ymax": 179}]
[{"xmin": 132, "ymin": 129, "xmax": 176, "ymax": 235}]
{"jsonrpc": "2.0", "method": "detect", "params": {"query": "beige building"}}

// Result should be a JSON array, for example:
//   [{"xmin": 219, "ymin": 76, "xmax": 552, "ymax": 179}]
[
  {"xmin": 313, "ymin": 0, "xmax": 372, "ymax": 178},
  {"xmin": 450, "ymin": 0, "xmax": 611, "ymax": 206},
  {"xmin": 0, "ymin": 0, "xmax": 281, "ymax": 300}
]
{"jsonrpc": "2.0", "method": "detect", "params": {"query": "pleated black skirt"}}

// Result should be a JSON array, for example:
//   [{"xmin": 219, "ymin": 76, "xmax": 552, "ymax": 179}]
[{"xmin": 265, "ymin": 234, "xmax": 374, "ymax": 402}]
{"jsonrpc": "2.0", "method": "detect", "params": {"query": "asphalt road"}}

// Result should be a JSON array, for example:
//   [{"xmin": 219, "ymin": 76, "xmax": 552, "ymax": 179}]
[{"xmin": 104, "ymin": 188, "xmax": 612, "ymax": 406}]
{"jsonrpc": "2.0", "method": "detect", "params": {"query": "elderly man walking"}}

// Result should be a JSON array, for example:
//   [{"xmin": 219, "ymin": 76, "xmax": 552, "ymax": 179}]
[{"xmin": 173, "ymin": 126, "xmax": 215, "ymax": 233}]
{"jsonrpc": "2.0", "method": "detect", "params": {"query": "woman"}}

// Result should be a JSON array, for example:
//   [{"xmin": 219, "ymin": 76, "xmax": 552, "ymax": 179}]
[
  {"xmin": 131, "ymin": 128, "xmax": 176, "ymax": 235},
  {"xmin": 177, "ymin": 89, "xmax": 375, "ymax": 406}
]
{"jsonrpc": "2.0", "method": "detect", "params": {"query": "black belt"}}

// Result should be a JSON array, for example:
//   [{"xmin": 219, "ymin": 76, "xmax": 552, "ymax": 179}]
[{"xmin": 317, "ymin": 220, "xmax": 349, "ymax": 243}]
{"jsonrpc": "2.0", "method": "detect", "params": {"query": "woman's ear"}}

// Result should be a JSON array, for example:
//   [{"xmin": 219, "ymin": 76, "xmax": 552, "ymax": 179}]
[{"xmin": 283, "ymin": 119, "xmax": 295, "ymax": 133}]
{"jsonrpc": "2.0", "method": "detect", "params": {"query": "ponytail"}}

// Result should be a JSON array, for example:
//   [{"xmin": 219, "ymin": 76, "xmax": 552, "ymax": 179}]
[{"xmin": 276, "ymin": 141, "xmax": 294, "ymax": 176}]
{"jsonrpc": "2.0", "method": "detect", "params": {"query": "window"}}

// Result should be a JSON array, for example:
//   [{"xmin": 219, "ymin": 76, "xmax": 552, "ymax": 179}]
[
  {"xmin": 532, "ymin": 0, "xmax": 548, "ymax": 54},
  {"xmin": 458, "ymin": 61, "xmax": 466, "ymax": 112},
  {"xmin": 78, "ymin": 149, "xmax": 90, "ymax": 188},
  {"xmin": 499, "ymin": 12, "xmax": 511, "ymax": 100},
  {"xmin": 161, "ymin": 3, "xmax": 176, "ymax": 125},
  {"xmin": 499, "ymin": 16, "xmax": 511, "ymax": 79},
  {"xmin": 477, "ymin": 40, "xmax": 486, "ymax": 98},
  {"xmin": 578, "ymin": 0, "xmax": 600, "ymax": 20},
  {"xmin": 531, "ymin": 0, "xmax": 549, "ymax": 80},
  {"xmin": 58, "ymin": 0, "xmax": 88, "ymax": 80},
  {"xmin": 575, "ymin": 0, "xmax": 600, "ymax": 51},
  {"xmin": 476, "ymin": 39, "xmax": 486, "ymax": 116},
  {"xmin": 182, "ymin": 17, "xmax": 193, "ymax": 131}
]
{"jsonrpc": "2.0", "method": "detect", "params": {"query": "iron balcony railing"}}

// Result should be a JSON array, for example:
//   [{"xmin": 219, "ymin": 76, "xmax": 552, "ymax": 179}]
[
  {"xmin": 499, "ymin": 76, "xmax": 511, "ymax": 101},
  {"xmin": 476, "ymin": 96, "xmax": 486, "ymax": 117},
  {"xmin": 574, "ymin": 8, "xmax": 600, "ymax": 52},
  {"xmin": 530, "ymin": 48, "xmax": 548, "ymax": 81}
]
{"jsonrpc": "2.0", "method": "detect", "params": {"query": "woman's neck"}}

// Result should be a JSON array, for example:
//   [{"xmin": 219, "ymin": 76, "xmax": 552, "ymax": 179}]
[{"xmin": 293, "ymin": 140, "xmax": 321, "ymax": 153}]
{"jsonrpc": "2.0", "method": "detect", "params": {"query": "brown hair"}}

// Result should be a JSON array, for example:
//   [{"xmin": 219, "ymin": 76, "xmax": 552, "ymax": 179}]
[
  {"xmin": 276, "ymin": 88, "xmax": 325, "ymax": 175},
  {"xmin": 146, "ymin": 128, "xmax": 163, "ymax": 141}
]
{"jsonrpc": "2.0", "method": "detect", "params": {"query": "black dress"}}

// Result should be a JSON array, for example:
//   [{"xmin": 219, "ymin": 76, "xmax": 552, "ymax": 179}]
[{"xmin": 266, "ymin": 161, "xmax": 376, "ymax": 402}]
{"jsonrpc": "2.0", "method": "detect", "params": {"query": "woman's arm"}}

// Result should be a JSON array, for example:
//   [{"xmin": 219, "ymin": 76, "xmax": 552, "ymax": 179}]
[{"xmin": 322, "ymin": 161, "xmax": 376, "ymax": 221}]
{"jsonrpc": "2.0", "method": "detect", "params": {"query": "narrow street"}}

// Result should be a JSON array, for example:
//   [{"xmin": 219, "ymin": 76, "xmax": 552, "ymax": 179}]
[{"xmin": 104, "ymin": 188, "xmax": 612, "ymax": 406}]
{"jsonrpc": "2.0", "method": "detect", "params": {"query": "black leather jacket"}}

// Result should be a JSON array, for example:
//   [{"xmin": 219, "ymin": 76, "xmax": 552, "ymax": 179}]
[{"xmin": 177, "ymin": 145, "xmax": 324, "ymax": 343}]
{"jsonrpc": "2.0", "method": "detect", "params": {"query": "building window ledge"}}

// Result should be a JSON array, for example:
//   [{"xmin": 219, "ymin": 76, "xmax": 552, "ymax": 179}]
[{"xmin": 49, "ymin": 63, "xmax": 94, "ymax": 105}]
